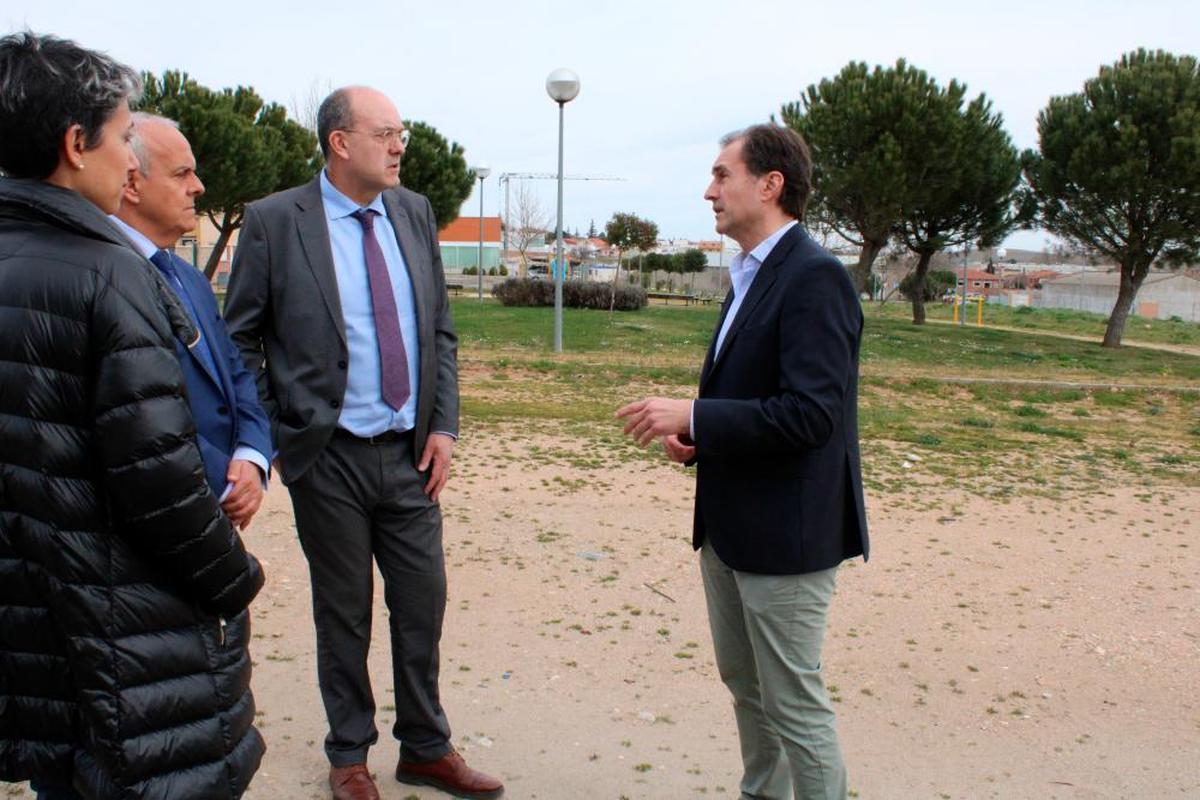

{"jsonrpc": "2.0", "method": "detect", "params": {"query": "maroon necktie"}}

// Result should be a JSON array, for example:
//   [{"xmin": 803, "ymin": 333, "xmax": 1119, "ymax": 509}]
[{"xmin": 351, "ymin": 208, "xmax": 411, "ymax": 411}]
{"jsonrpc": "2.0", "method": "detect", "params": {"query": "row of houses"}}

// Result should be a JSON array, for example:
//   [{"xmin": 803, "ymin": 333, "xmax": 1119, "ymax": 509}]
[
  {"xmin": 437, "ymin": 225, "xmax": 1200, "ymax": 325},
  {"xmin": 186, "ymin": 213, "xmax": 1200, "ymax": 322},
  {"xmin": 933, "ymin": 265, "xmax": 1200, "ymax": 322}
]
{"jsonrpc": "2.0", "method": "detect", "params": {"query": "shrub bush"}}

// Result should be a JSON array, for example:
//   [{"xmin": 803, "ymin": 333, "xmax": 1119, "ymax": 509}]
[
  {"xmin": 900, "ymin": 269, "xmax": 957, "ymax": 301},
  {"xmin": 492, "ymin": 278, "xmax": 647, "ymax": 310}
]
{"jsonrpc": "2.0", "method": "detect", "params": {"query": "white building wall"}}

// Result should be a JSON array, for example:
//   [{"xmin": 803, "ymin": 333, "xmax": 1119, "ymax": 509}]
[
  {"xmin": 1136, "ymin": 277, "xmax": 1200, "ymax": 321},
  {"xmin": 1033, "ymin": 283, "xmax": 1116, "ymax": 315},
  {"xmin": 1033, "ymin": 274, "xmax": 1200, "ymax": 321}
]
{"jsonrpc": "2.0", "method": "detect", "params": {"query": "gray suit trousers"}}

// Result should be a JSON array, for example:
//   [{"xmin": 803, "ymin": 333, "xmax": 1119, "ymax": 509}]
[{"xmin": 290, "ymin": 430, "xmax": 451, "ymax": 766}]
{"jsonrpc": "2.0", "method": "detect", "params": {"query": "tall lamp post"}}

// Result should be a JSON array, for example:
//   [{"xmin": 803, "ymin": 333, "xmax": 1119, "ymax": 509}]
[
  {"xmin": 956, "ymin": 243, "xmax": 969, "ymax": 325},
  {"xmin": 471, "ymin": 164, "xmax": 491, "ymax": 301},
  {"xmin": 546, "ymin": 68, "xmax": 580, "ymax": 353}
]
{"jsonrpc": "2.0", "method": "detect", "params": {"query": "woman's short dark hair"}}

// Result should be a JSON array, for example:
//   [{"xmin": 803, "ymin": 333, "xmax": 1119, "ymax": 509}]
[
  {"xmin": 0, "ymin": 32, "xmax": 140, "ymax": 179},
  {"xmin": 720, "ymin": 124, "xmax": 813, "ymax": 219}
]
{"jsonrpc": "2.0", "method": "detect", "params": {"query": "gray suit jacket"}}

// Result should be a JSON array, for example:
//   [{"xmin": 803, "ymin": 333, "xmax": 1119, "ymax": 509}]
[{"xmin": 224, "ymin": 176, "xmax": 458, "ymax": 484}]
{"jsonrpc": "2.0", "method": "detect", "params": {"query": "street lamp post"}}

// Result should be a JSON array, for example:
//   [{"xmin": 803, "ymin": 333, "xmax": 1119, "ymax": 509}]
[
  {"xmin": 545, "ymin": 68, "xmax": 580, "ymax": 353},
  {"xmin": 471, "ymin": 164, "xmax": 491, "ymax": 301},
  {"xmin": 958, "ymin": 243, "xmax": 969, "ymax": 325}
]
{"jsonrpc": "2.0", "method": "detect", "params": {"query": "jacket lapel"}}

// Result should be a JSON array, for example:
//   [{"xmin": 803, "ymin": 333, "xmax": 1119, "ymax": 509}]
[
  {"xmin": 170, "ymin": 258, "xmax": 227, "ymax": 392},
  {"xmin": 293, "ymin": 177, "xmax": 347, "ymax": 346},
  {"xmin": 700, "ymin": 225, "xmax": 802, "ymax": 389},
  {"xmin": 382, "ymin": 190, "xmax": 429, "ymax": 328}
]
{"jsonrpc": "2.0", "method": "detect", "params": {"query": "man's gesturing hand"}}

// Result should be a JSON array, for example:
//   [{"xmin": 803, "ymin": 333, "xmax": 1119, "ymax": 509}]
[
  {"xmin": 662, "ymin": 434, "xmax": 697, "ymax": 464},
  {"xmin": 615, "ymin": 397, "xmax": 693, "ymax": 447}
]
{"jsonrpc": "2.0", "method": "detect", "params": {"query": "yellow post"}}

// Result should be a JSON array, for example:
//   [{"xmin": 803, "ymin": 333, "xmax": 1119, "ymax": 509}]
[
  {"xmin": 976, "ymin": 296, "xmax": 984, "ymax": 326},
  {"xmin": 952, "ymin": 298, "xmax": 960, "ymax": 324}
]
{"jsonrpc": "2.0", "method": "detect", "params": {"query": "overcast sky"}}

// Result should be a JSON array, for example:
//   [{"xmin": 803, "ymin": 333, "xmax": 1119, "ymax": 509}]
[{"xmin": 6, "ymin": 0, "xmax": 1197, "ymax": 250}]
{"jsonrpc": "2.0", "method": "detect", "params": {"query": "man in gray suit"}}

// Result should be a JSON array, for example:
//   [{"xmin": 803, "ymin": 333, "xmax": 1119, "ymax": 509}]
[{"xmin": 225, "ymin": 86, "xmax": 503, "ymax": 800}]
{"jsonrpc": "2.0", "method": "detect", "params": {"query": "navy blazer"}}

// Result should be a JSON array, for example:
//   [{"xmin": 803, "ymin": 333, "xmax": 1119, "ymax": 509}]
[
  {"xmin": 165, "ymin": 252, "xmax": 272, "ymax": 494},
  {"xmin": 692, "ymin": 225, "xmax": 869, "ymax": 575}
]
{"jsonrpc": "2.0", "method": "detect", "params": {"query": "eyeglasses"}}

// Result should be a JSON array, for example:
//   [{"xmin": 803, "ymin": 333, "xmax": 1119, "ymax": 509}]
[{"xmin": 341, "ymin": 127, "xmax": 411, "ymax": 147}]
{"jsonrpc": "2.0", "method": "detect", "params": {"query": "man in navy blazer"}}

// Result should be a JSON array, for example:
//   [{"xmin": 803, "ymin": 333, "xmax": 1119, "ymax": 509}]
[
  {"xmin": 112, "ymin": 113, "xmax": 271, "ymax": 529},
  {"xmin": 619, "ymin": 124, "xmax": 867, "ymax": 800}
]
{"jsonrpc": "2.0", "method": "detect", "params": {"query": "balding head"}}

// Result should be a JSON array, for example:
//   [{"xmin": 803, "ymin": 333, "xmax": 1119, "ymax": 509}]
[
  {"xmin": 317, "ymin": 86, "xmax": 406, "ymax": 206},
  {"xmin": 129, "ymin": 112, "xmax": 180, "ymax": 175},
  {"xmin": 118, "ymin": 113, "xmax": 204, "ymax": 248},
  {"xmin": 317, "ymin": 86, "xmax": 394, "ymax": 158}
]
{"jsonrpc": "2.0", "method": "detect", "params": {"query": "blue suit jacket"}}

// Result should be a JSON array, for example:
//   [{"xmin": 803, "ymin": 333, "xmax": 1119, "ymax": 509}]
[{"xmin": 165, "ymin": 252, "xmax": 272, "ymax": 494}]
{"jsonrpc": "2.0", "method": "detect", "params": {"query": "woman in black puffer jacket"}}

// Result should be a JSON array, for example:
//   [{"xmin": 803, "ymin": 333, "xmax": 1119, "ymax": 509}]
[{"xmin": 0, "ymin": 33, "xmax": 265, "ymax": 799}]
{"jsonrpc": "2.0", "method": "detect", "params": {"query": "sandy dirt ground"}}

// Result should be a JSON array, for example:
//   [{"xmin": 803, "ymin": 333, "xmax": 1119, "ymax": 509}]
[
  {"xmin": 11, "ymin": 427, "xmax": 1199, "ymax": 800},
  {"xmin": 238, "ymin": 426, "xmax": 1197, "ymax": 800}
]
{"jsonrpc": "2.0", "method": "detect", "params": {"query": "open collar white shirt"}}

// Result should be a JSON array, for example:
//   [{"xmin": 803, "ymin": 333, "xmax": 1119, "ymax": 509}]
[
  {"xmin": 690, "ymin": 219, "xmax": 798, "ymax": 441},
  {"xmin": 714, "ymin": 219, "xmax": 798, "ymax": 357}
]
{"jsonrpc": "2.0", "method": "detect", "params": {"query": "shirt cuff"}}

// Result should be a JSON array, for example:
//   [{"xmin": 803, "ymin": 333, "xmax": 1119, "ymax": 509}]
[{"xmin": 689, "ymin": 400, "xmax": 695, "ymax": 442}]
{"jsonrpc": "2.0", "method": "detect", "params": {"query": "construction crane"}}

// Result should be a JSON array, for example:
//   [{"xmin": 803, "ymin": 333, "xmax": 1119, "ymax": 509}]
[{"xmin": 497, "ymin": 172, "xmax": 624, "ymax": 254}]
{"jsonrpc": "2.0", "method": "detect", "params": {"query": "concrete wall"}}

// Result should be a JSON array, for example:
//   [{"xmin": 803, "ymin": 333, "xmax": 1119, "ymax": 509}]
[
  {"xmin": 1033, "ymin": 283, "xmax": 1117, "ymax": 316},
  {"xmin": 1033, "ymin": 275, "xmax": 1200, "ymax": 321},
  {"xmin": 1135, "ymin": 278, "xmax": 1200, "ymax": 321}
]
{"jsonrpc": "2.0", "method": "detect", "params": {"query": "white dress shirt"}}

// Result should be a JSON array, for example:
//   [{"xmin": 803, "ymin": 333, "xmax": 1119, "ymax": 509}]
[{"xmin": 690, "ymin": 220, "xmax": 799, "ymax": 440}]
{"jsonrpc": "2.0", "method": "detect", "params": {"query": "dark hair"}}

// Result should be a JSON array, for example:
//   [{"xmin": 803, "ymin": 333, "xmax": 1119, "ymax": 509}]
[
  {"xmin": 316, "ymin": 87, "xmax": 354, "ymax": 158},
  {"xmin": 720, "ymin": 124, "xmax": 812, "ymax": 219},
  {"xmin": 0, "ymin": 32, "xmax": 140, "ymax": 179}
]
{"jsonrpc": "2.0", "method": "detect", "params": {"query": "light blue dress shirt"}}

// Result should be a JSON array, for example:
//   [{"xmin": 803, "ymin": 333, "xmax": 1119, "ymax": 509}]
[
  {"xmin": 320, "ymin": 171, "xmax": 421, "ymax": 437},
  {"xmin": 109, "ymin": 215, "xmax": 269, "ymax": 497},
  {"xmin": 691, "ymin": 219, "xmax": 799, "ymax": 439}
]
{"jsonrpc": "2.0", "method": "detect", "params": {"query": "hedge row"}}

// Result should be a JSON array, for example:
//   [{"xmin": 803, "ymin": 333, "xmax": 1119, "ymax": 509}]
[{"xmin": 492, "ymin": 278, "xmax": 647, "ymax": 311}]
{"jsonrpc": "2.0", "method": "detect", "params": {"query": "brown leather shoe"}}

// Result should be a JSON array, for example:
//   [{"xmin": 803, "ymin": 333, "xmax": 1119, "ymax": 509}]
[
  {"xmin": 329, "ymin": 763, "xmax": 380, "ymax": 800},
  {"xmin": 396, "ymin": 749, "xmax": 504, "ymax": 799}
]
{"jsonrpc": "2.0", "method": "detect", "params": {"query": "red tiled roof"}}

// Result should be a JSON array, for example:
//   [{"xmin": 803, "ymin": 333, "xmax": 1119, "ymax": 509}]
[
  {"xmin": 966, "ymin": 269, "xmax": 998, "ymax": 280},
  {"xmin": 439, "ymin": 216, "xmax": 501, "ymax": 242}
]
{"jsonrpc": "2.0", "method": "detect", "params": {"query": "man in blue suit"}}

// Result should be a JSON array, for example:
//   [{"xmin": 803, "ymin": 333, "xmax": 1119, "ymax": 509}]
[{"xmin": 112, "ymin": 113, "xmax": 271, "ymax": 529}]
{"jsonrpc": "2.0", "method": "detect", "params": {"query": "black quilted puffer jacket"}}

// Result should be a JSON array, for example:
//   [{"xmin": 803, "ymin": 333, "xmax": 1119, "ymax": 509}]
[{"xmin": 0, "ymin": 178, "xmax": 265, "ymax": 799}]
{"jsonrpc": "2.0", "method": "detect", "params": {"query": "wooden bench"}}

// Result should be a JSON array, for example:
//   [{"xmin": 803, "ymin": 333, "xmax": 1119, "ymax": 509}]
[
  {"xmin": 646, "ymin": 291, "xmax": 701, "ymax": 305},
  {"xmin": 446, "ymin": 283, "xmax": 463, "ymax": 296}
]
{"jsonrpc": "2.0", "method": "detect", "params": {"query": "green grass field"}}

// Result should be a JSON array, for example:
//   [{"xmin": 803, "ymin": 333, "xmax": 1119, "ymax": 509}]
[
  {"xmin": 452, "ymin": 298, "xmax": 1200, "ymax": 498},
  {"xmin": 873, "ymin": 299, "xmax": 1200, "ymax": 347}
]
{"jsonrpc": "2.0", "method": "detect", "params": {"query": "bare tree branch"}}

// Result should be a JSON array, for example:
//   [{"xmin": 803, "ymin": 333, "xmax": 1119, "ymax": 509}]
[{"xmin": 509, "ymin": 183, "xmax": 550, "ymax": 278}]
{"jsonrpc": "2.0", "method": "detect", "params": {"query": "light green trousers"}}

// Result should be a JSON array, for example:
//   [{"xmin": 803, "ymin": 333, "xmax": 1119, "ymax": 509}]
[{"xmin": 700, "ymin": 544, "xmax": 847, "ymax": 800}]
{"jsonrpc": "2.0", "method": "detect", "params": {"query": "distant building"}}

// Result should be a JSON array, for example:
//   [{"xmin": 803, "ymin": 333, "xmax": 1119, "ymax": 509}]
[
  {"xmin": 1000, "ymin": 269, "xmax": 1061, "ymax": 290},
  {"xmin": 564, "ymin": 236, "xmax": 615, "ymax": 259},
  {"xmin": 170, "ymin": 214, "xmax": 234, "ymax": 289},
  {"xmin": 438, "ymin": 216, "xmax": 502, "ymax": 271},
  {"xmin": 1034, "ymin": 270, "xmax": 1200, "ymax": 321},
  {"xmin": 963, "ymin": 268, "xmax": 1003, "ymax": 296}
]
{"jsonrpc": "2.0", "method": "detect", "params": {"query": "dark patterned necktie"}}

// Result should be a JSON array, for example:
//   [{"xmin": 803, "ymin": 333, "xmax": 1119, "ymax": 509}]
[
  {"xmin": 150, "ymin": 248, "xmax": 182, "ymax": 289},
  {"xmin": 350, "ymin": 208, "xmax": 411, "ymax": 411}
]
